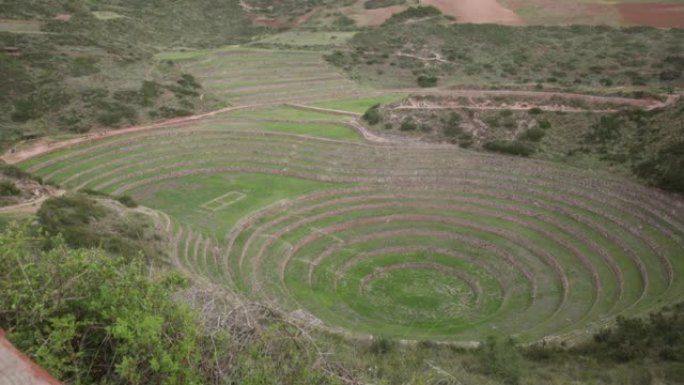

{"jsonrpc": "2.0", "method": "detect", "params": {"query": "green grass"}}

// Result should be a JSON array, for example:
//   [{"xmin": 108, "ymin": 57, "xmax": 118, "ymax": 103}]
[
  {"xmin": 309, "ymin": 95, "xmax": 406, "ymax": 113},
  {"xmin": 253, "ymin": 122, "xmax": 362, "ymax": 141},
  {"xmin": 252, "ymin": 31, "xmax": 357, "ymax": 47},
  {"xmin": 0, "ymin": 19, "xmax": 45, "ymax": 34},
  {"xmin": 16, "ymin": 91, "xmax": 684, "ymax": 342},
  {"xmin": 128, "ymin": 173, "xmax": 340, "ymax": 240},
  {"xmin": 221, "ymin": 106, "xmax": 352, "ymax": 121}
]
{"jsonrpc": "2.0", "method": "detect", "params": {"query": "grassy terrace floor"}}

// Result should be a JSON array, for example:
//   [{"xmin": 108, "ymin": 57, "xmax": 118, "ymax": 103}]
[{"xmin": 19, "ymin": 101, "xmax": 684, "ymax": 342}]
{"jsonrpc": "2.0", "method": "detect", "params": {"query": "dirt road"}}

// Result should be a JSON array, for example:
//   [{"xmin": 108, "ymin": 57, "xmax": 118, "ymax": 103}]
[{"xmin": 2, "ymin": 91, "xmax": 677, "ymax": 165}]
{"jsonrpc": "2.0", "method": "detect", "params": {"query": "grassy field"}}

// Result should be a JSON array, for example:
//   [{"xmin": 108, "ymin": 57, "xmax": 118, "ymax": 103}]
[
  {"xmin": 18, "ymin": 102, "xmax": 684, "ymax": 342},
  {"xmin": 159, "ymin": 47, "xmax": 383, "ymax": 106}
]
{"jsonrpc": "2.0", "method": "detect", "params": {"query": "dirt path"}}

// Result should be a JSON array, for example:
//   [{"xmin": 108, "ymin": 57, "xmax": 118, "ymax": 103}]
[
  {"xmin": 0, "ymin": 188, "xmax": 65, "ymax": 215},
  {"xmin": 1, "ymin": 105, "xmax": 263, "ymax": 164},
  {"xmin": 2, "ymin": 90, "xmax": 677, "ymax": 164},
  {"xmin": 401, "ymin": 89, "xmax": 678, "ymax": 110},
  {"xmin": 421, "ymin": 0, "xmax": 524, "ymax": 25},
  {"xmin": 285, "ymin": 104, "xmax": 362, "ymax": 117}
]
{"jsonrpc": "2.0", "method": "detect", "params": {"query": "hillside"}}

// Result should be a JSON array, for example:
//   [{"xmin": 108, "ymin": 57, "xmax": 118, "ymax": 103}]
[
  {"xmin": 2, "ymin": 1, "xmax": 684, "ymax": 385},
  {"xmin": 0, "ymin": 0, "xmax": 258, "ymax": 149},
  {"xmin": 326, "ymin": 8, "xmax": 684, "ymax": 91}
]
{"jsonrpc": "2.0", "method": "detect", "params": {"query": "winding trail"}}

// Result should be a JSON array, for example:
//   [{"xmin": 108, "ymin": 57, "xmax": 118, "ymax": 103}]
[{"xmin": 2, "ymin": 90, "xmax": 678, "ymax": 165}]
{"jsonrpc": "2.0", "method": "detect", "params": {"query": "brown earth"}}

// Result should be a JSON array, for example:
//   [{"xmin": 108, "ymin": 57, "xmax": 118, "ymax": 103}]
[
  {"xmin": 421, "ymin": 0, "xmax": 524, "ymax": 25},
  {"xmin": 617, "ymin": 3, "xmax": 684, "ymax": 28}
]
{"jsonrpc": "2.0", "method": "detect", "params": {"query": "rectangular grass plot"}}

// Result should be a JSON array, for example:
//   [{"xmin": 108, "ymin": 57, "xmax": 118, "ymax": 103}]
[{"xmin": 200, "ymin": 191, "xmax": 246, "ymax": 212}]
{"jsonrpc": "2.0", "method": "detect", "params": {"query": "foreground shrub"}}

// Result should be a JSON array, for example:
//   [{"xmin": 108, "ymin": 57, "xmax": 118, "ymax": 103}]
[
  {"xmin": 590, "ymin": 303, "xmax": 684, "ymax": 363},
  {"xmin": 477, "ymin": 336, "xmax": 524, "ymax": 385},
  {"xmin": 0, "ymin": 225, "xmax": 202, "ymax": 384}
]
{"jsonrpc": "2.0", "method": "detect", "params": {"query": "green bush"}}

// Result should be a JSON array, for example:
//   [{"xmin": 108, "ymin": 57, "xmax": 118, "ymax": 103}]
[
  {"xmin": 538, "ymin": 119, "xmax": 552, "ymax": 130},
  {"xmin": 590, "ymin": 303, "xmax": 684, "ymax": 363},
  {"xmin": 477, "ymin": 336, "xmax": 524, "ymax": 385},
  {"xmin": 0, "ymin": 225, "xmax": 203, "ymax": 384},
  {"xmin": 364, "ymin": 0, "xmax": 404, "ymax": 10},
  {"xmin": 518, "ymin": 127, "xmax": 546, "ymax": 142},
  {"xmin": 634, "ymin": 141, "xmax": 684, "ymax": 194},
  {"xmin": 0, "ymin": 181, "xmax": 20, "ymax": 196},
  {"xmin": 363, "ymin": 104, "xmax": 383, "ymax": 125},
  {"xmin": 369, "ymin": 336, "xmax": 395, "ymax": 355},
  {"xmin": 483, "ymin": 140, "xmax": 536, "ymax": 157},
  {"xmin": 0, "ymin": 163, "xmax": 41, "ymax": 182},
  {"xmin": 400, "ymin": 119, "xmax": 418, "ymax": 131},
  {"xmin": 417, "ymin": 75, "xmax": 438, "ymax": 87},
  {"xmin": 117, "ymin": 195, "xmax": 138, "ymax": 208}
]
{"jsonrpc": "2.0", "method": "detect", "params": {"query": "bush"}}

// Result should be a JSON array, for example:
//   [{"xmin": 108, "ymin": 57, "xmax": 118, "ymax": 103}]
[
  {"xmin": 518, "ymin": 127, "xmax": 546, "ymax": 142},
  {"xmin": 400, "ymin": 119, "xmax": 418, "ymax": 131},
  {"xmin": 369, "ymin": 336, "xmax": 395, "ymax": 355},
  {"xmin": 590, "ymin": 303, "xmax": 684, "ymax": 363},
  {"xmin": 117, "ymin": 195, "xmax": 138, "ymax": 208},
  {"xmin": 0, "ymin": 181, "xmax": 20, "ymax": 196},
  {"xmin": 385, "ymin": 6, "xmax": 441, "ymax": 24},
  {"xmin": 364, "ymin": 0, "xmax": 404, "ymax": 9},
  {"xmin": 538, "ymin": 120, "xmax": 552, "ymax": 130},
  {"xmin": 417, "ymin": 75, "xmax": 438, "ymax": 88},
  {"xmin": 362, "ymin": 104, "xmax": 383, "ymax": 125},
  {"xmin": 0, "ymin": 163, "xmax": 41, "ymax": 182},
  {"xmin": 477, "ymin": 336, "xmax": 524, "ymax": 385},
  {"xmin": 0, "ymin": 225, "xmax": 203, "ymax": 384},
  {"xmin": 483, "ymin": 140, "xmax": 536, "ymax": 157},
  {"xmin": 634, "ymin": 141, "xmax": 684, "ymax": 193}
]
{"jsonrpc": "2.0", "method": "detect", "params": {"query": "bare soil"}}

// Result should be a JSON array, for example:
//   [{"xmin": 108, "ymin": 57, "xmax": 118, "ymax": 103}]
[
  {"xmin": 617, "ymin": 3, "xmax": 684, "ymax": 28},
  {"xmin": 421, "ymin": 0, "xmax": 524, "ymax": 25}
]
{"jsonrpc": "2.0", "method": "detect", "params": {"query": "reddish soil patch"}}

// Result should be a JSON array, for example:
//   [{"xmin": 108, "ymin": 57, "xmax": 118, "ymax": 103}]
[
  {"xmin": 0, "ymin": 329, "xmax": 62, "ymax": 385},
  {"xmin": 421, "ymin": 0, "xmax": 524, "ymax": 25},
  {"xmin": 617, "ymin": 3, "xmax": 684, "ymax": 28}
]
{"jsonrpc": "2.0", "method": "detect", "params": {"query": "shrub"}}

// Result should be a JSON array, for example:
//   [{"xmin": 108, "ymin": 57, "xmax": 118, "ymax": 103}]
[
  {"xmin": 364, "ymin": 0, "xmax": 404, "ymax": 10},
  {"xmin": 538, "ymin": 120, "xmax": 552, "ymax": 130},
  {"xmin": 483, "ymin": 140, "xmax": 536, "ymax": 157},
  {"xmin": 400, "ymin": 119, "xmax": 418, "ymax": 131},
  {"xmin": 518, "ymin": 127, "xmax": 546, "ymax": 142},
  {"xmin": 369, "ymin": 336, "xmax": 395, "ymax": 355},
  {"xmin": 0, "ymin": 181, "xmax": 20, "ymax": 196},
  {"xmin": 590, "ymin": 303, "xmax": 684, "ymax": 363},
  {"xmin": 634, "ymin": 141, "xmax": 684, "ymax": 193},
  {"xmin": 0, "ymin": 163, "xmax": 41, "ymax": 182},
  {"xmin": 117, "ymin": 195, "xmax": 138, "ymax": 208},
  {"xmin": 385, "ymin": 6, "xmax": 441, "ymax": 24},
  {"xmin": 417, "ymin": 75, "xmax": 438, "ymax": 88},
  {"xmin": 528, "ymin": 107, "xmax": 543, "ymax": 115},
  {"xmin": 477, "ymin": 336, "xmax": 524, "ymax": 385},
  {"xmin": 0, "ymin": 225, "xmax": 203, "ymax": 384},
  {"xmin": 363, "ymin": 104, "xmax": 382, "ymax": 125}
]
